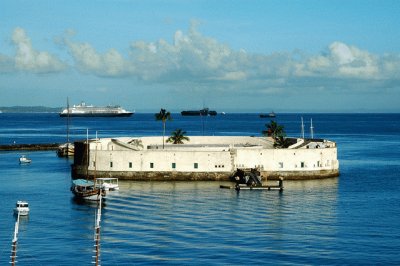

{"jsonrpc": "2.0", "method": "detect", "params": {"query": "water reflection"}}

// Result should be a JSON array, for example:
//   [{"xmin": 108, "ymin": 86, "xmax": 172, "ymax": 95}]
[{"xmin": 96, "ymin": 179, "xmax": 339, "ymax": 264}]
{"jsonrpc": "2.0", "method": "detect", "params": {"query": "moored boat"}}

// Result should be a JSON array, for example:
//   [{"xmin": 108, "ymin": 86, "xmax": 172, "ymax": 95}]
[
  {"xmin": 95, "ymin": 177, "xmax": 119, "ymax": 191},
  {"xmin": 60, "ymin": 102, "xmax": 134, "ymax": 117},
  {"xmin": 57, "ymin": 143, "xmax": 75, "ymax": 157},
  {"xmin": 19, "ymin": 155, "xmax": 31, "ymax": 164},
  {"xmin": 71, "ymin": 130, "xmax": 106, "ymax": 201},
  {"xmin": 14, "ymin": 201, "xmax": 29, "ymax": 216},
  {"xmin": 71, "ymin": 179, "xmax": 106, "ymax": 201}
]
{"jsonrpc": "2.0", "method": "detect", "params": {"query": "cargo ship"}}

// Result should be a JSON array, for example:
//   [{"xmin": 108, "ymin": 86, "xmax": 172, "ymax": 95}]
[
  {"xmin": 59, "ymin": 102, "xmax": 134, "ymax": 117},
  {"xmin": 181, "ymin": 108, "xmax": 217, "ymax": 116}
]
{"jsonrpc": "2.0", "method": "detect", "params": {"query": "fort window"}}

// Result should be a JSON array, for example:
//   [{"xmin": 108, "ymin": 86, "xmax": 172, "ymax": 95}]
[
  {"xmin": 301, "ymin": 162, "xmax": 305, "ymax": 168},
  {"xmin": 93, "ymin": 161, "xmax": 96, "ymax": 167},
  {"xmin": 279, "ymin": 162, "xmax": 283, "ymax": 168},
  {"xmin": 110, "ymin": 162, "xmax": 113, "ymax": 168},
  {"xmin": 129, "ymin": 162, "xmax": 132, "ymax": 168},
  {"xmin": 172, "ymin": 163, "xmax": 176, "ymax": 169},
  {"xmin": 150, "ymin": 162, "xmax": 154, "ymax": 168},
  {"xmin": 194, "ymin": 163, "xmax": 198, "ymax": 169}
]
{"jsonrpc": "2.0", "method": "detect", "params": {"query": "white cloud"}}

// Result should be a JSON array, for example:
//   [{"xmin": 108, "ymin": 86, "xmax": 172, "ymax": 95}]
[
  {"xmin": 380, "ymin": 54, "xmax": 400, "ymax": 78},
  {"xmin": 3, "ymin": 24, "xmax": 399, "ymax": 96},
  {"xmin": 215, "ymin": 71, "xmax": 247, "ymax": 81},
  {"xmin": 60, "ymin": 23, "xmax": 400, "ymax": 92},
  {"xmin": 330, "ymin": 42, "xmax": 355, "ymax": 65},
  {"xmin": 62, "ymin": 38, "xmax": 129, "ymax": 77},
  {"xmin": 12, "ymin": 27, "xmax": 66, "ymax": 73},
  {"xmin": 294, "ymin": 41, "xmax": 384, "ymax": 79},
  {"xmin": 329, "ymin": 42, "xmax": 379, "ymax": 77}
]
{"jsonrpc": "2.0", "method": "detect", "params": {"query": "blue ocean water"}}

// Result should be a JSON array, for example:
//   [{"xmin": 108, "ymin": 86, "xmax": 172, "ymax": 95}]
[{"xmin": 0, "ymin": 113, "xmax": 399, "ymax": 265}]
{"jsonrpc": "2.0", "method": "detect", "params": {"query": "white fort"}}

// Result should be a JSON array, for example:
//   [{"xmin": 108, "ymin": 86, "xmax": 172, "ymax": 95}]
[{"xmin": 72, "ymin": 136, "xmax": 339, "ymax": 181}]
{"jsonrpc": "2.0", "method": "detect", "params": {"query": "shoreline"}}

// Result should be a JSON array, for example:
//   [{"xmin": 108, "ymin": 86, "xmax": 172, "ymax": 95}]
[{"xmin": 0, "ymin": 143, "xmax": 60, "ymax": 151}]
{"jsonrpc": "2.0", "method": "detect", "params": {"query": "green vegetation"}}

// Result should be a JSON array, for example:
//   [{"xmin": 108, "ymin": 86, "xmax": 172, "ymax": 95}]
[
  {"xmin": 262, "ymin": 120, "xmax": 290, "ymax": 148},
  {"xmin": 155, "ymin": 108, "xmax": 172, "ymax": 149},
  {"xmin": 167, "ymin": 129, "xmax": 190, "ymax": 144}
]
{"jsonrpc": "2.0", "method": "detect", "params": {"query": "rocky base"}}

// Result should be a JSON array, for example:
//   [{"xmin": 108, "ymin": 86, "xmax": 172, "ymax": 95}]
[{"xmin": 72, "ymin": 165, "xmax": 339, "ymax": 181}]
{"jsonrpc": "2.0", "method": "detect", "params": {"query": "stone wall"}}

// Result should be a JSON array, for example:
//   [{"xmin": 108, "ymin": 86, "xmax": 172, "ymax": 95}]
[{"xmin": 72, "ymin": 166, "xmax": 339, "ymax": 181}]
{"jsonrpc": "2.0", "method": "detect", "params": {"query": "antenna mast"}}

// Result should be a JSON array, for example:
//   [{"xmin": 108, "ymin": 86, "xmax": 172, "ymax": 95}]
[{"xmin": 67, "ymin": 97, "xmax": 70, "ymax": 143}]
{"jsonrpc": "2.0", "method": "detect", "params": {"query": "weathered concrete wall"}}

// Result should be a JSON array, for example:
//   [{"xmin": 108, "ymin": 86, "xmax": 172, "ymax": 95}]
[
  {"xmin": 260, "ymin": 169, "xmax": 339, "ymax": 180},
  {"xmin": 91, "ymin": 149, "xmax": 234, "ymax": 173},
  {"xmin": 234, "ymin": 147, "xmax": 339, "ymax": 171},
  {"xmin": 72, "ymin": 166, "xmax": 339, "ymax": 181},
  {"xmin": 72, "ymin": 167, "xmax": 230, "ymax": 181}
]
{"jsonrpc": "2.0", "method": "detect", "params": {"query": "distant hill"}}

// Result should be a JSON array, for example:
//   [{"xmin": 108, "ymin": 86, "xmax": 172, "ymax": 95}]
[{"xmin": 0, "ymin": 106, "xmax": 62, "ymax": 113}]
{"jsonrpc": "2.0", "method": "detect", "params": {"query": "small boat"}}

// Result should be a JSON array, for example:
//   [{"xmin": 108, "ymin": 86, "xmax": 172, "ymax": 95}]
[
  {"xmin": 14, "ymin": 201, "xmax": 29, "ymax": 216},
  {"xmin": 57, "ymin": 143, "xmax": 75, "ymax": 157},
  {"xmin": 71, "ymin": 179, "xmax": 106, "ymax": 201},
  {"xmin": 19, "ymin": 155, "xmax": 32, "ymax": 164},
  {"xmin": 260, "ymin": 111, "xmax": 276, "ymax": 118},
  {"xmin": 95, "ymin": 177, "xmax": 119, "ymax": 191}
]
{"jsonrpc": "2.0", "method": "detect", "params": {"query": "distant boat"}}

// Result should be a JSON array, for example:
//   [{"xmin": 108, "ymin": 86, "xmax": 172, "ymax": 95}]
[
  {"xmin": 19, "ymin": 155, "xmax": 31, "ymax": 164},
  {"xmin": 181, "ymin": 108, "xmax": 217, "ymax": 116},
  {"xmin": 60, "ymin": 101, "xmax": 134, "ymax": 117},
  {"xmin": 260, "ymin": 111, "xmax": 276, "ymax": 118},
  {"xmin": 14, "ymin": 201, "xmax": 29, "ymax": 216}
]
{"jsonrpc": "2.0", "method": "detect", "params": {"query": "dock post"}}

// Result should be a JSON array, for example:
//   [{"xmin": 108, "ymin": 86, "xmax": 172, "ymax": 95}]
[
  {"xmin": 278, "ymin": 177, "xmax": 284, "ymax": 191},
  {"xmin": 93, "ymin": 194, "xmax": 102, "ymax": 265},
  {"xmin": 10, "ymin": 211, "xmax": 20, "ymax": 265}
]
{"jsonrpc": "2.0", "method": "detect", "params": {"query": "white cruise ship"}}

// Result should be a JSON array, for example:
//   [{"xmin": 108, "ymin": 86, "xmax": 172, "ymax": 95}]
[{"xmin": 59, "ymin": 102, "xmax": 134, "ymax": 117}]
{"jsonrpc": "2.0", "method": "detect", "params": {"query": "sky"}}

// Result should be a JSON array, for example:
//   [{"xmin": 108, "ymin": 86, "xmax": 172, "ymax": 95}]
[{"xmin": 1, "ymin": 0, "xmax": 400, "ymax": 113}]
